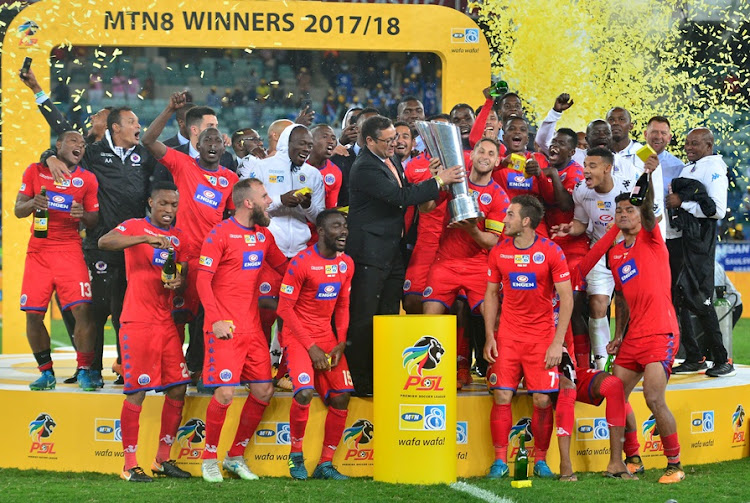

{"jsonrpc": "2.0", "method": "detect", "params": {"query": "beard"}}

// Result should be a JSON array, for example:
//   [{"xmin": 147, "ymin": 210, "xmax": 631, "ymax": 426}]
[{"xmin": 252, "ymin": 205, "xmax": 270, "ymax": 227}]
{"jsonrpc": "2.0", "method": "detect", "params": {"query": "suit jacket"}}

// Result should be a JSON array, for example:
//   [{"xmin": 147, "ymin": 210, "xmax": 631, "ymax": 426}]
[
  {"xmin": 346, "ymin": 147, "xmax": 440, "ymax": 268},
  {"xmin": 175, "ymin": 142, "xmax": 238, "ymax": 172},
  {"xmin": 163, "ymin": 134, "xmax": 183, "ymax": 148},
  {"xmin": 330, "ymin": 144, "xmax": 357, "ymax": 207}
]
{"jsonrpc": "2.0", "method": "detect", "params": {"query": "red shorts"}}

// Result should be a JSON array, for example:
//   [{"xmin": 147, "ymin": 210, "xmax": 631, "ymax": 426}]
[
  {"xmin": 203, "ymin": 330, "xmax": 272, "ymax": 387},
  {"xmin": 120, "ymin": 321, "xmax": 190, "ymax": 394},
  {"xmin": 488, "ymin": 338, "xmax": 560, "ymax": 393},
  {"xmin": 285, "ymin": 334, "xmax": 354, "ymax": 402},
  {"xmin": 21, "ymin": 249, "xmax": 92, "ymax": 313},
  {"xmin": 615, "ymin": 333, "xmax": 679, "ymax": 377},
  {"xmin": 258, "ymin": 262, "xmax": 282, "ymax": 299},
  {"xmin": 403, "ymin": 242, "xmax": 439, "ymax": 296},
  {"xmin": 422, "ymin": 256, "xmax": 487, "ymax": 312},
  {"xmin": 575, "ymin": 367, "xmax": 605, "ymax": 406}
]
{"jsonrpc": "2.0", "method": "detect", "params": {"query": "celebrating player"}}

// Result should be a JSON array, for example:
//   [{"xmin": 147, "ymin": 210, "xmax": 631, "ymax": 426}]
[
  {"xmin": 483, "ymin": 195, "xmax": 573, "ymax": 479},
  {"xmin": 15, "ymin": 131, "xmax": 100, "ymax": 391},
  {"xmin": 98, "ymin": 181, "xmax": 191, "ymax": 482},
  {"xmin": 196, "ymin": 178, "xmax": 288, "ymax": 483},
  {"xmin": 277, "ymin": 209, "xmax": 354, "ymax": 480}
]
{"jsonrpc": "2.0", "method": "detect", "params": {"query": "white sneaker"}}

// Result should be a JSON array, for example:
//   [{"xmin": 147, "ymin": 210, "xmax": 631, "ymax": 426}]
[
  {"xmin": 223, "ymin": 455, "xmax": 259, "ymax": 480},
  {"xmin": 201, "ymin": 458, "xmax": 223, "ymax": 483}
]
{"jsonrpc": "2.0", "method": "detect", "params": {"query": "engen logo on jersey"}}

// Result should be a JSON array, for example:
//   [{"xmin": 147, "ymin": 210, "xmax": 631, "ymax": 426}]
[
  {"xmin": 47, "ymin": 191, "xmax": 73, "ymax": 212},
  {"xmin": 507, "ymin": 172, "xmax": 533, "ymax": 190},
  {"xmin": 618, "ymin": 258, "xmax": 639, "ymax": 285},
  {"xmin": 152, "ymin": 248, "xmax": 170, "ymax": 266},
  {"xmin": 242, "ymin": 251, "xmax": 264, "ymax": 269},
  {"xmin": 194, "ymin": 184, "xmax": 222, "ymax": 209},
  {"xmin": 316, "ymin": 282, "xmax": 341, "ymax": 300},
  {"xmin": 510, "ymin": 272, "xmax": 537, "ymax": 290}
]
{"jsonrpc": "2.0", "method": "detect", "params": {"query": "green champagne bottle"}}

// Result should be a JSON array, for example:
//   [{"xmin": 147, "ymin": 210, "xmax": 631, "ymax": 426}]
[
  {"xmin": 34, "ymin": 186, "xmax": 48, "ymax": 238},
  {"xmin": 514, "ymin": 434, "xmax": 529, "ymax": 481},
  {"xmin": 161, "ymin": 247, "xmax": 177, "ymax": 283}
]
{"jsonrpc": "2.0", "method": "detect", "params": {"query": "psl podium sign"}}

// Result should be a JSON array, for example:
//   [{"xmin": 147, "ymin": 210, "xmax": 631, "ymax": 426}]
[{"xmin": 373, "ymin": 315, "xmax": 456, "ymax": 484}]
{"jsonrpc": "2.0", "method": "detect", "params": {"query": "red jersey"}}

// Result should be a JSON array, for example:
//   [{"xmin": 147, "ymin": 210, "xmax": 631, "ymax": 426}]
[
  {"xmin": 542, "ymin": 161, "xmax": 590, "ymax": 257},
  {"xmin": 20, "ymin": 163, "xmax": 99, "ymax": 251},
  {"xmin": 607, "ymin": 225, "xmax": 679, "ymax": 339},
  {"xmin": 278, "ymin": 244, "xmax": 354, "ymax": 348},
  {"xmin": 436, "ymin": 179, "xmax": 509, "ymax": 262},
  {"xmin": 403, "ymin": 153, "xmax": 448, "ymax": 241},
  {"xmin": 488, "ymin": 235, "xmax": 570, "ymax": 343},
  {"xmin": 159, "ymin": 147, "xmax": 239, "ymax": 255},
  {"xmin": 115, "ymin": 217, "xmax": 184, "ymax": 324},
  {"xmin": 492, "ymin": 151, "xmax": 549, "ymax": 199},
  {"xmin": 318, "ymin": 160, "xmax": 342, "ymax": 209},
  {"xmin": 197, "ymin": 217, "xmax": 287, "ymax": 332}
]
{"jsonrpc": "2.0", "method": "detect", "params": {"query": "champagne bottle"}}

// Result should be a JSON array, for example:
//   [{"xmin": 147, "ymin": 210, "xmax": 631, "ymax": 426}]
[
  {"xmin": 490, "ymin": 80, "xmax": 509, "ymax": 98},
  {"xmin": 514, "ymin": 434, "xmax": 529, "ymax": 481},
  {"xmin": 629, "ymin": 172, "xmax": 649, "ymax": 206},
  {"xmin": 604, "ymin": 354, "xmax": 614, "ymax": 373},
  {"xmin": 161, "ymin": 247, "xmax": 177, "ymax": 283},
  {"xmin": 34, "ymin": 186, "xmax": 48, "ymax": 238}
]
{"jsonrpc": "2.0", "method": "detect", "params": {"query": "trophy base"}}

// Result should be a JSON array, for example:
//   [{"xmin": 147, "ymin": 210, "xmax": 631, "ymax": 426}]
[{"xmin": 449, "ymin": 196, "xmax": 483, "ymax": 224}]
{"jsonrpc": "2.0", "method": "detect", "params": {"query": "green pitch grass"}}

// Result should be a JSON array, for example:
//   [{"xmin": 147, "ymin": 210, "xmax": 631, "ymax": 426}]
[{"xmin": 1, "ymin": 458, "xmax": 749, "ymax": 502}]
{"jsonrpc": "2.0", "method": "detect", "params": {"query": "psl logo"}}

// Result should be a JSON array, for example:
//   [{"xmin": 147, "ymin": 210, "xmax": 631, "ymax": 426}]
[
  {"xmin": 402, "ymin": 336, "xmax": 445, "ymax": 391},
  {"xmin": 343, "ymin": 419, "xmax": 374, "ymax": 461},
  {"xmin": 17, "ymin": 20, "xmax": 39, "ymax": 46},
  {"xmin": 508, "ymin": 417, "xmax": 534, "ymax": 458},
  {"xmin": 732, "ymin": 405, "xmax": 746, "ymax": 444},
  {"xmin": 642, "ymin": 414, "xmax": 663, "ymax": 452},
  {"xmin": 29, "ymin": 413, "xmax": 57, "ymax": 455},
  {"xmin": 176, "ymin": 418, "xmax": 206, "ymax": 459}
]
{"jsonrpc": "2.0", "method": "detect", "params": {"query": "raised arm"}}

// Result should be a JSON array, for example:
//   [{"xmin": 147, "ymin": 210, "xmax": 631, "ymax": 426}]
[{"xmin": 142, "ymin": 92, "xmax": 188, "ymax": 160}]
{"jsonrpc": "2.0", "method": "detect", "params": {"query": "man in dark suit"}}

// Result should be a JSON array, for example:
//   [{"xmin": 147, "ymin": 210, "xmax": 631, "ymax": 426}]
[
  {"xmin": 174, "ymin": 106, "xmax": 238, "ymax": 172},
  {"xmin": 331, "ymin": 107, "xmax": 379, "ymax": 207},
  {"xmin": 345, "ymin": 115, "xmax": 464, "ymax": 395},
  {"xmin": 162, "ymin": 102, "xmax": 193, "ymax": 148}
]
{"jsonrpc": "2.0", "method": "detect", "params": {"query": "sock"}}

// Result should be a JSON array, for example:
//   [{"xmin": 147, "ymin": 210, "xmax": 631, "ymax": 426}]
[
  {"xmin": 227, "ymin": 394, "xmax": 269, "ymax": 458},
  {"xmin": 531, "ymin": 404, "xmax": 554, "ymax": 462},
  {"xmin": 76, "ymin": 351, "xmax": 94, "ymax": 370},
  {"xmin": 121, "ymin": 400, "xmax": 142, "ymax": 471},
  {"xmin": 289, "ymin": 400, "xmax": 310, "ymax": 453},
  {"xmin": 589, "ymin": 317, "xmax": 610, "ymax": 370},
  {"xmin": 320, "ymin": 407, "xmax": 348, "ymax": 464},
  {"xmin": 457, "ymin": 326, "xmax": 470, "ymax": 369},
  {"xmin": 156, "ymin": 397, "xmax": 184, "ymax": 463},
  {"xmin": 490, "ymin": 403, "xmax": 512, "ymax": 462},
  {"xmin": 202, "ymin": 397, "xmax": 231, "ymax": 460},
  {"xmin": 33, "ymin": 350, "xmax": 53, "ymax": 374},
  {"xmin": 573, "ymin": 333, "xmax": 590, "ymax": 369},
  {"xmin": 599, "ymin": 375, "xmax": 626, "ymax": 427},
  {"xmin": 662, "ymin": 432, "xmax": 680, "ymax": 464},
  {"xmin": 555, "ymin": 388, "xmax": 576, "ymax": 437}
]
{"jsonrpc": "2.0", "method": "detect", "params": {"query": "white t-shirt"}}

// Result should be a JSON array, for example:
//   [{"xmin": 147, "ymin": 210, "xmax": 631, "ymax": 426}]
[{"xmin": 572, "ymin": 175, "xmax": 631, "ymax": 244}]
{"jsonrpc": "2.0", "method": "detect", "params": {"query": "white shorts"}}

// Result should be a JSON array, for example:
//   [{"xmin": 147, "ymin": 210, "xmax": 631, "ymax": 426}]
[{"xmin": 586, "ymin": 255, "xmax": 614, "ymax": 298}]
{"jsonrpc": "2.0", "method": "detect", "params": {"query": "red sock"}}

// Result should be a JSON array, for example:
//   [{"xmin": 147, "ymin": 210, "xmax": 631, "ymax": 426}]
[
  {"xmin": 573, "ymin": 333, "xmax": 590, "ymax": 369},
  {"xmin": 662, "ymin": 432, "xmax": 680, "ymax": 464},
  {"xmin": 624, "ymin": 402, "xmax": 640, "ymax": 457},
  {"xmin": 457, "ymin": 326, "xmax": 470, "ymax": 369},
  {"xmin": 227, "ymin": 394, "xmax": 269, "ymax": 458},
  {"xmin": 555, "ymin": 388, "xmax": 576, "ymax": 437},
  {"xmin": 260, "ymin": 308, "xmax": 276, "ymax": 344},
  {"xmin": 320, "ymin": 407, "xmax": 348, "ymax": 463},
  {"xmin": 490, "ymin": 403, "xmax": 512, "ymax": 462},
  {"xmin": 76, "ymin": 351, "xmax": 94, "ymax": 369},
  {"xmin": 599, "ymin": 375, "xmax": 626, "ymax": 427},
  {"xmin": 121, "ymin": 400, "xmax": 142, "ymax": 471},
  {"xmin": 202, "ymin": 397, "xmax": 231, "ymax": 460},
  {"xmin": 289, "ymin": 400, "xmax": 310, "ymax": 453},
  {"xmin": 156, "ymin": 396, "xmax": 184, "ymax": 463},
  {"xmin": 532, "ymin": 404, "xmax": 554, "ymax": 462}
]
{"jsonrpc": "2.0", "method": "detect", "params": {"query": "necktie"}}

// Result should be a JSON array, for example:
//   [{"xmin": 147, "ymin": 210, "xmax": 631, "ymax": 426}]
[{"xmin": 384, "ymin": 158, "xmax": 403, "ymax": 188}]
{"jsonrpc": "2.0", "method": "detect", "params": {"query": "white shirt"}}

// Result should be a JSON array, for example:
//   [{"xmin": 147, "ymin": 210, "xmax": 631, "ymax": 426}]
[
  {"xmin": 573, "ymin": 175, "xmax": 631, "ymax": 244},
  {"xmin": 535, "ymin": 108, "xmax": 586, "ymax": 164},
  {"xmin": 613, "ymin": 140, "xmax": 666, "ymax": 236}
]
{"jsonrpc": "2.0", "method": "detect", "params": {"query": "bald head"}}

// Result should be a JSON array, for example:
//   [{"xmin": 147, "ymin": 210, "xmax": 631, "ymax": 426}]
[
  {"xmin": 685, "ymin": 127, "xmax": 714, "ymax": 162},
  {"xmin": 267, "ymin": 119, "xmax": 294, "ymax": 155}
]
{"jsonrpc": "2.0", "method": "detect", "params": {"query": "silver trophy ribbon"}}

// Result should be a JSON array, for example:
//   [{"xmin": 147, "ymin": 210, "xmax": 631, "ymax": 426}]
[{"xmin": 415, "ymin": 120, "xmax": 482, "ymax": 224}]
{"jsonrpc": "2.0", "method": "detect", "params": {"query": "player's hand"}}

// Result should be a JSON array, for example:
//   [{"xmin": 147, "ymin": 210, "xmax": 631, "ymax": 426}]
[
  {"xmin": 483, "ymin": 125, "xmax": 497, "ymax": 139},
  {"xmin": 19, "ymin": 67, "xmax": 42, "ymax": 93},
  {"xmin": 249, "ymin": 145, "xmax": 267, "ymax": 159},
  {"xmin": 167, "ymin": 91, "xmax": 188, "ymax": 111},
  {"xmin": 308, "ymin": 344, "xmax": 330, "ymax": 371},
  {"xmin": 447, "ymin": 217, "xmax": 478, "ymax": 230},
  {"xmin": 333, "ymin": 143, "xmax": 349, "ymax": 157},
  {"xmin": 164, "ymin": 274, "xmax": 183, "ymax": 291},
  {"xmin": 428, "ymin": 156, "xmax": 442, "ymax": 175},
  {"xmin": 525, "ymin": 158, "xmax": 542, "ymax": 177},
  {"xmin": 339, "ymin": 124, "xmax": 358, "ymax": 146},
  {"xmin": 550, "ymin": 222, "xmax": 572, "ymax": 238},
  {"xmin": 665, "ymin": 193, "xmax": 682, "ymax": 209},
  {"xmin": 299, "ymin": 191, "xmax": 312, "ymax": 209},
  {"xmin": 212, "ymin": 320, "xmax": 235, "ymax": 340},
  {"xmin": 32, "ymin": 192, "xmax": 49, "ymax": 211},
  {"xmin": 643, "ymin": 154, "xmax": 659, "ymax": 174},
  {"xmin": 144, "ymin": 234, "xmax": 172, "ymax": 249},
  {"xmin": 69, "ymin": 200, "xmax": 84, "ymax": 219},
  {"xmin": 328, "ymin": 342, "xmax": 346, "ymax": 368},
  {"xmin": 222, "ymin": 133, "xmax": 232, "ymax": 147},
  {"xmin": 553, "ymin": 93, "xmax": 574, "ymax": 113},
  {"xmin": 545, "ymin": 341, "xmax": 563, "ymax": 369},
  {"xmin": 280, "ymin": 189, "xmax": 303, "ymax": 208},
  {"xmin": 542, "ymin": 166, "xmax": 559, "ymax": 178},
  {"xmin": 47, "ymin": 156, "xmax": 72, "ymax": 184},
  {"xmin": 606, "ymin": 336, "xmax": 622, "ymax": 355},
  {"xmin": 499, "ymin": 154, "xmax": 513, "ymax": 168},
  {"xmin": 484, "ymin": 338, "xmax": 498, "ymax": 364},
  {"xmin": 436, "ymin": 165, "xmax": 465, "ymax": 186},
  {"xmin": 295, "ymin": 104, "xmax": 315, "ymax": 126}
]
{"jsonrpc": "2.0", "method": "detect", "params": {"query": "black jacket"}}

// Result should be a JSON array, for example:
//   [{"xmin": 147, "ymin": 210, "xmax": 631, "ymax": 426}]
[
  {"xmin": 345, "ymin": 147, "xmax": 440, "ymax": 268},
  {"xmin": 175, "ymin": 142, "xmax": 237, "ymax": 173},
  {"xmin": 330, "ymin": 144, "xmax": 357, "ymax": 207},
  {"xmin": 163, "ymin": 134, "xmax": 183, "ymax": 148}
]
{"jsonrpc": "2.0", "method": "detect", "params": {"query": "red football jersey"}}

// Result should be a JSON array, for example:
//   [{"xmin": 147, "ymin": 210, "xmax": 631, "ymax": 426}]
[
  {"xmin": 115, "ymin": 217, "xmax": 184, "ymax": 324},
  {"xmin": 488, "ymin": 235, "xmax": 570, "ymax": 343},
  {"xmin": 542, "ymin": 161, "xmax": 590, "ymax": 257},
  {"xmin": 492, "ymin": 151, "xmax": 549, "ymax": 199},
  {"xmin": 159, "ymin": 147, "xmax": 239, "ymax": 255},
  {"xmin": 197, "ymin": 217, "xmax": 287, "ymax": 332},
  {"xmin": 318, "ymin": 159, "xmax": 342, "ymax": 209},
  {"xmin": 403, "ymin": 153, "xmax": 448, "ymax": 241},
  {"xmin": 19, "ymin": 163, "xmax": 99, "ymax": 251},
  {"xmin": 607, "ymin": 225, "xmax": 679, "ymax": 339},
  {"xmin": 436, "ymin": 179, "xmax": 509, "ymax": 261},
  {"xmin": 279, "ymin": 244, "xmax": 354, "ymax": 341}
]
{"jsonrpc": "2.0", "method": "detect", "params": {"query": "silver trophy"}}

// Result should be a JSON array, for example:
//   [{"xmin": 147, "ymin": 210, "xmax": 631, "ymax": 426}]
[{"xmin": 415, "ymin": 120, "xmax": 482, "ymax": 224}]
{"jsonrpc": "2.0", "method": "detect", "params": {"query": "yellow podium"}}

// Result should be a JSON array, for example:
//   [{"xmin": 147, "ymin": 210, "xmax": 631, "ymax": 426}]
[{"xmin": 373, "ymin": 315, "xmax": 456, "ymax": 484}]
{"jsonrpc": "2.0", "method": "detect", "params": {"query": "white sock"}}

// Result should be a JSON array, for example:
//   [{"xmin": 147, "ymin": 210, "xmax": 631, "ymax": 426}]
[
  {"xmin": 269, "ymin": 321, "xmax": 282, "ymax": 366},
  {"xmin": 589, "ymin": 317, "xmax": 610, "ymax": 370}
]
